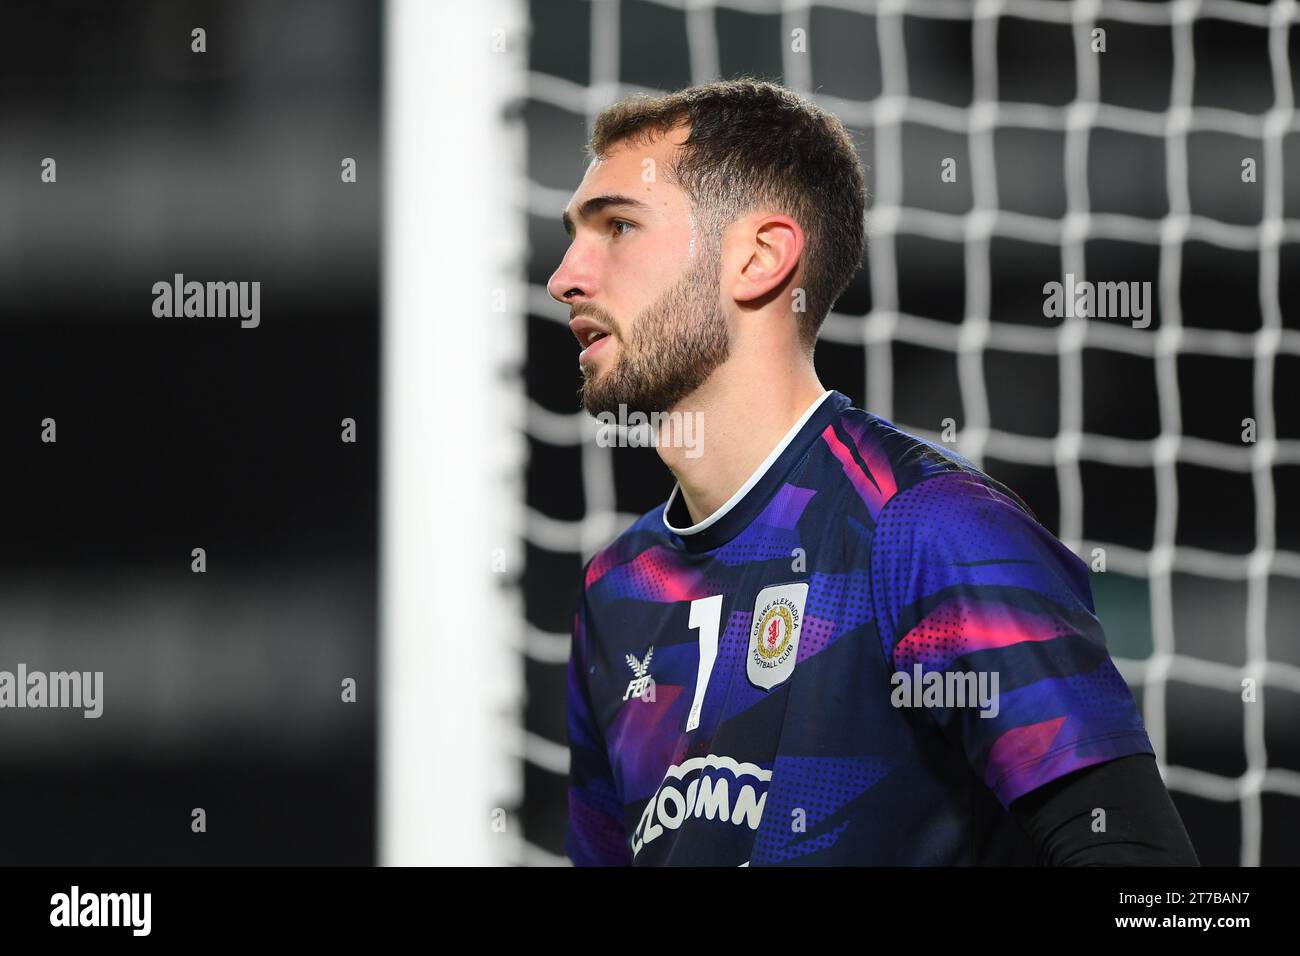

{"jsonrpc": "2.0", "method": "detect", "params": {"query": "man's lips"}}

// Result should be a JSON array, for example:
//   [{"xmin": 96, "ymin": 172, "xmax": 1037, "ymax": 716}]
[
  {"xmin": 578, "ymin": 332, "xmax": 613, "ymax": 365},
  {"xmin": 570, "ymin": 314, "xmax": 615, "ymax": 365}
]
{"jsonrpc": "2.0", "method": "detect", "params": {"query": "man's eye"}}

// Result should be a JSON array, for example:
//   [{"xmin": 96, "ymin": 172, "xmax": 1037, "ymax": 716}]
[{"xmin": 610, "ymin": 220, "xmax": 634, "ymax": 238}]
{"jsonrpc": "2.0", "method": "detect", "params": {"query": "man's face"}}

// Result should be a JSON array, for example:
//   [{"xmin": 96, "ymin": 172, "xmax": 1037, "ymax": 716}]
[{"xmin": 547, "ymin": 129, "xmax": 731, "ymax": 417}]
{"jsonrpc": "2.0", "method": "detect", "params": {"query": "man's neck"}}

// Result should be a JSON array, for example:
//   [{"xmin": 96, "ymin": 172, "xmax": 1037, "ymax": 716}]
[{"xmin": 658, "ymin": 358, "xmax": 826, "ymax": 527}]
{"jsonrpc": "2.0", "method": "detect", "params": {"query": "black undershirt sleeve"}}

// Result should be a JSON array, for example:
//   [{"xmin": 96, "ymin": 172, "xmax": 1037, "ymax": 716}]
[{"xmin": 1008, "ymin": 753, "xmax": 1200, "ymax": 866}]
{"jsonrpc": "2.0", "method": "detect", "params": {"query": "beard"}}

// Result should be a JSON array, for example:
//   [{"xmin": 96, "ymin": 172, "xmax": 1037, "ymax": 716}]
[{"xmin": 576, "ymin": 251, "xmax": 731, "ymax": 419}]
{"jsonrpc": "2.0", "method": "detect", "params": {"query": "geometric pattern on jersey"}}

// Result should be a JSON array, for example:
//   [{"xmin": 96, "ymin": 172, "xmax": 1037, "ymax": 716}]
[{"xmin": 564, "ymin": 389, "xmax": 1153, "ymax": 865}]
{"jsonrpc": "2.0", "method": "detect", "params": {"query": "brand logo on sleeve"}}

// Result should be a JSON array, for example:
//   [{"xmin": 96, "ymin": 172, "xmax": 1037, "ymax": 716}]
[{"xmin": 747, "ymin": 582, "xmax": 808, "ymax": 690}]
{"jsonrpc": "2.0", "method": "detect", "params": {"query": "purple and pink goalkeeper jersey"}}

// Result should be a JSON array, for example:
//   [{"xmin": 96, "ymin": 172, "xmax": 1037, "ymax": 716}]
[{"xmin": 565, "ymin": 389, "xmax": 1153, "ymax": 866}]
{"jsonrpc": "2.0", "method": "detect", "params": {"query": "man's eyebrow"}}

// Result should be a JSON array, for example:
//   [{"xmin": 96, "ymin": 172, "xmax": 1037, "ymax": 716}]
[{"xmin": 561, "ymin": 194, "xmax": 652, "ymax": 237}]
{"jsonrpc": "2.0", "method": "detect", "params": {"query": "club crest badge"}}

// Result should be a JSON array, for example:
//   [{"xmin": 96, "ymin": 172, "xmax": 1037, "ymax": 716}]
[{"xmin": 747, "ymin": 583, "xmax": 808, "ymax": 690}]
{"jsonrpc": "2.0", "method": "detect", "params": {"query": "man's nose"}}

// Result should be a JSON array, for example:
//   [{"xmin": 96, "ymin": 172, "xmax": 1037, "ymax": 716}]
[{"xmin": 547, "ymin": 246, "xmax": 594, "ymax": 304}]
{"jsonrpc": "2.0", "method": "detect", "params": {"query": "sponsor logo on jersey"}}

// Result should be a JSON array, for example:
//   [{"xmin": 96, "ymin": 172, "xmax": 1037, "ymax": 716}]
[
  {"xmin": 631, "ymin": 754, "xmax": 772, "ymax": 859},
  {"xmin": 747, "ymin": 582, "xmax": 808, "ymax": 690}
]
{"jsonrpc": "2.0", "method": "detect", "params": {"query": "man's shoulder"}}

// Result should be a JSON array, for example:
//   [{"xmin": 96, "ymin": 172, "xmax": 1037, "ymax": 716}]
[
  {"xmin": 580, "ymin": 500, "xmax": 674, "ymax": 596},
  {"xmin": 577, "ymin": 400, "xmax": 1041, "ymax": 593},
  {"xmin": 825, "ymin": 403, "xmax": 1037, "ymax": 524}
]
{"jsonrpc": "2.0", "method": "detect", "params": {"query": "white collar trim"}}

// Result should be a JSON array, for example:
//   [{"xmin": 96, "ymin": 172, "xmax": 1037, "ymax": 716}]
[{"xmin": 662, "ymin": 389, "xmax": 834, "ymax": 536}]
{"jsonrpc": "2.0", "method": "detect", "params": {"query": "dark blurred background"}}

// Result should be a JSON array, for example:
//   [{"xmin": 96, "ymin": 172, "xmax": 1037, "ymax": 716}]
[
  {"xmin": 519, "ymin": 0, "xmax": 1300, "ymax": 866},
  {"xmin": 0, "ymin": 0, "xmax": 380, "ymax": 863}
]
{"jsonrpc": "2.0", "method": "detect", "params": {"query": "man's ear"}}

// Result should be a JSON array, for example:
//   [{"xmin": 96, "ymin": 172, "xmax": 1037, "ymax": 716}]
[{"xmin": 727, "ymin": 214, "xmax": 804, "ymax": 307}]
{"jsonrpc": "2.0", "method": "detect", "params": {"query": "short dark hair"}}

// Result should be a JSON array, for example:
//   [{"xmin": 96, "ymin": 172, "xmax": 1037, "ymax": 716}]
[{"xmin": 587, "ymin": 78, "xmax": 867, "ymax": 355}]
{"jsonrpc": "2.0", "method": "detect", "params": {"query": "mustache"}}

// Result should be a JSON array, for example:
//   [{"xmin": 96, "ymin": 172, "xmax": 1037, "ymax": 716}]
[{"xmin": 569, "ymin": 303, "xmax": 619, "ymax": 336}]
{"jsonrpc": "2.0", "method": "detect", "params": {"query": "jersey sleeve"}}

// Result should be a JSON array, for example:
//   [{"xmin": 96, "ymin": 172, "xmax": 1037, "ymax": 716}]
[
  {"xmin": 563, "ymin": 568, "xmax": 631, "ymax": 866},
  {"xmin": 870, "ymin": 470, "xmax": 1154, "ymax": 809}
]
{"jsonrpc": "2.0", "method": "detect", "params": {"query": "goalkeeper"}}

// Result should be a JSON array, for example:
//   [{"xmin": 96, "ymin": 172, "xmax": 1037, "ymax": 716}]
[{"xmin": 551, "ymin": 79, "xmax": 1198, "ymax": 867}]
